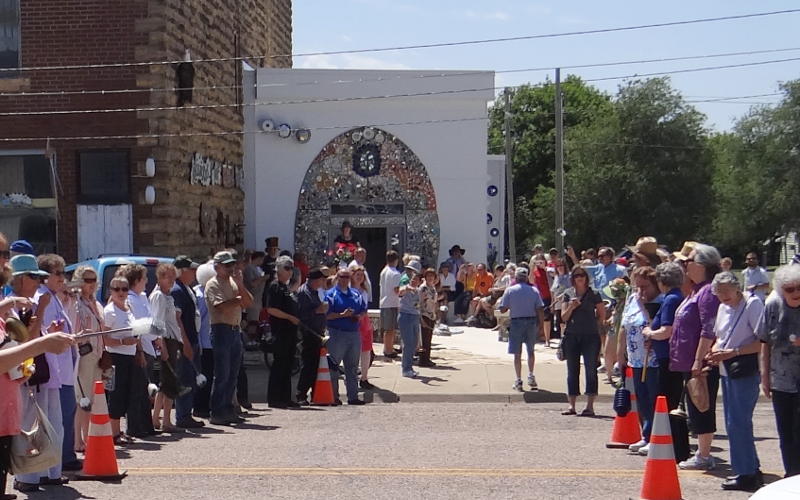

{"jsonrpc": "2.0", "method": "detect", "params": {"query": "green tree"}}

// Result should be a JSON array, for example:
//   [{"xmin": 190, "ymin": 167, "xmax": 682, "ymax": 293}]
[
  {"xmin": 711, "ymin": 80, "xmax": 800, "ymax": 259},
  {"xmin": 559, "ymin": 77, "xmax": 714, "ymax": 251},
  {"xmin": 488, "ymin": 76, "xmax": 612, "ymax": 254}
]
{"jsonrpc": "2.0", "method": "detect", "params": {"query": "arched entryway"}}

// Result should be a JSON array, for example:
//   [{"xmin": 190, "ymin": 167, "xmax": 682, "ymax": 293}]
[{"xmin": 295, "ymin": 127, "xmax": 440, "ymax": 302}]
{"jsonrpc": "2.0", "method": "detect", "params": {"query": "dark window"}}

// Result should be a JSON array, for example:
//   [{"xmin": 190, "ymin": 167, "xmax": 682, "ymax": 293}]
[
  {"xmin": 0, "ymin": 153, "xmax": 57, "ymax": 254},
  {"xmin": 79, "ymin": 150, "xmax": 130, "ymax": 204},
  {"xmin": 0, "ymin": 0, "xmax": 20, "ymax": 71},
  {"xmin": 0, "ymin": 154, "xmax": 53, "ymax": 197}
]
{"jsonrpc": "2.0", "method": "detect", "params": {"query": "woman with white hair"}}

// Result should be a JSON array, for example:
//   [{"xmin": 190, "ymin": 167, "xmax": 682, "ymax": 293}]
[
  {"xmin": 707, "ymin": 272, "xmax": 764, "ymax": 491},
  {"xmin": 758, "ymin": 264, "xmax": 800, "ymax": 478},
  {"xmin": 192, "ymin": 261, "xmax": 216, "ymax": 418},
  {"xmin": 668, "ymin": 243, "xmax": 722, "ymax": 469}
]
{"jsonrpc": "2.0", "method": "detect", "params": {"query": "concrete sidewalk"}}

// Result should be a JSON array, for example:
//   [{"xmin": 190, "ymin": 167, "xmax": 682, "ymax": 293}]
[{"xmin": 356, "ymin": 326, "xmax": 618, "ymax": 403}]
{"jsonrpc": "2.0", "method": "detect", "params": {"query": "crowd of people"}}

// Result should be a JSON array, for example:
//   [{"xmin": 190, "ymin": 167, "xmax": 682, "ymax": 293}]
[{"xmin": 1, "ymin": 224, "xmax": 799, "ymax": 496}]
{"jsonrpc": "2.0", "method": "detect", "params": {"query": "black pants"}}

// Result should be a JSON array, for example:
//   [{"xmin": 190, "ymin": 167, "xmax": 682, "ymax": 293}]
[
  {"xmin": 772, "ymin": 390, "xmax": 800, "ymax": 477},
  {"xmin": 297, "ymin": 334, "xmax": 322, "ymax": 399},
  {"xmin": 0, "ymin": 435, "xmax": 11, "ymax": 496},
  {"xmin": 193, "ymin": 348, "xmax": 214, "ymax": 414},
  {"xmin": 420, "ymin": 316, "xmax": 434, "ymax": 363},
  {"xmin": 125, "ymin": 354, "xmax": 156, "ymax": 436},
  {"xmin": 562, "ymin": 333, "xmax": 600, "ymax": 396},
  {"xmin": 237, "ymin": 361, "xmax": 249, "ymax": 405},
  {"xmin": 267, "ymin": 329, "xmax": 297, "ymax": 406},
  {"xmin": 660, "ymin": 367, "xmax": 693, "ymax": 462}
]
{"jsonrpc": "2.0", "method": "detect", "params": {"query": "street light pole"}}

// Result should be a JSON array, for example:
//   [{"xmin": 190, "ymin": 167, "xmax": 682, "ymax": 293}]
[
  {"xmin": 504, "ymin": 87, "xmax": 516, "ymax": 262},
  {"xmin": 554, "ymin": 68, "xmax": 565, "ymax": 257}
]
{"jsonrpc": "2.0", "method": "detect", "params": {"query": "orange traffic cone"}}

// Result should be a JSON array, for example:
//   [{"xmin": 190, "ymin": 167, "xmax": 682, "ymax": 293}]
[
  {"xmin": 640, "ymin": 395, "xmax": 682, "ymax": 500},
  {"xmin": 311, "ymin": 347, "xmax": 335, "ymax": 406},
  {"xmin": 75, "ymin": 381, "xmax": 127, "ymax": 481},
  {"xmin": 606, "ymin": 366, "xmax": 642, "ymax": 448}
]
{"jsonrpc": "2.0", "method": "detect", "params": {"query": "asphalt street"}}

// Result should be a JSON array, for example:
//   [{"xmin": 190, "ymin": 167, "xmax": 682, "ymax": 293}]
[{"xmin": 29, "ymin": 402, "xmax": 786, "ymax": 500}]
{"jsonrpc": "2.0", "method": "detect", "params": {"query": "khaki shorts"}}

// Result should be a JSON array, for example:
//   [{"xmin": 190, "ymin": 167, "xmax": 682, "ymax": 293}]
[{"xmin": 380, "ymin": 307, "xmax": 398, "ymax": 331}]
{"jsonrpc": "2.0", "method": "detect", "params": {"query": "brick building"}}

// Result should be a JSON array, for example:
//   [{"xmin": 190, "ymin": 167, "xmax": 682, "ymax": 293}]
[{"xmin": 0, "ymin": 0, "xmax": 292, "ymax": 262}]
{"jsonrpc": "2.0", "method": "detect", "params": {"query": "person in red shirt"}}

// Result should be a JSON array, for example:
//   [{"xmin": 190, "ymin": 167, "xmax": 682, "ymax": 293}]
[
  {"xmin": 293, "ymin": 252, "xmax": 309, "ymax": 283},
  {"xmin": 531, "ymin": 256, "xmax": 553, "ymax": 346}
]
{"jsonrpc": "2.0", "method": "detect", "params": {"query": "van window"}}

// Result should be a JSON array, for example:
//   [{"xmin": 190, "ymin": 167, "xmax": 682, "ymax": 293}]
[{"xmin": 100, "ymin": 264, "xmax": 159, "ymax": 304}]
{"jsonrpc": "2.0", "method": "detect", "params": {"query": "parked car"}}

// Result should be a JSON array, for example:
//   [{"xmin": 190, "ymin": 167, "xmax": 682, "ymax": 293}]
[{"xmin": 65, "ymin": 255, "xmax": 174, "ymax": 303}]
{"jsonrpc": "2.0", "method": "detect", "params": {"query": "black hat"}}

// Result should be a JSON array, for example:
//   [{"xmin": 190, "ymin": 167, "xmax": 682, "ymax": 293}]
[
  {"xmin": 307, "ymin": 267, "xmax": 332, "ymax": 280},
  {"xmin": 449, "ymin": 245, "xmax": 465, "ymax": 256},
  {"xmin": 174, "ymin": 255, "xmax": 200, "ymax": 269}
]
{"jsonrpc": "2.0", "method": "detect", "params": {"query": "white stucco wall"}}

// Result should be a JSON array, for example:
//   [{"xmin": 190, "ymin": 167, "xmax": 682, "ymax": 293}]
[{"xmin": 243, "ymin": 68, "xmax": 495, "ymax": 265}]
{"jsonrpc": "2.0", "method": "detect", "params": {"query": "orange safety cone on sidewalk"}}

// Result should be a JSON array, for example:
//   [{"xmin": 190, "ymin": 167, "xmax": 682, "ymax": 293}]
[
  {"xmin": 75, "ymin": 381, "xmax": 127, "ymax": 481},
  {"xmin": 311, "ymin": 347, "xmax": 335, "ymax": 406},
  {"xmin": 640, "ymin": 395, "xmax": 682, "ymax": 500},
  {"xmin": 606, "ymin": 366, "xmax": 642, "ymax": 448}
]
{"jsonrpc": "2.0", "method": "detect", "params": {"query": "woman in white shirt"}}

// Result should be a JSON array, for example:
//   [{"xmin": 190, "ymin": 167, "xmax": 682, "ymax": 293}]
[
  {"xmin": 103, "ymin": 276, "xmax": 139, "ymax": 445},
  {"xmin": 149, "ymin": 263, "xmax": 189, "ymax": 433},
  {"xmin": 707, "ymin": 272, "xmax": 764, "ymax": 491}
]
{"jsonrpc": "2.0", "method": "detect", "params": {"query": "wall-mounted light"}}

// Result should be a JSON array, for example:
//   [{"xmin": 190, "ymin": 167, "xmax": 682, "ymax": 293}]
[
  {"xmin": 277, "ymin": 123, "xmax": 292, "ymax": 139},
  {"xmin": 145, "ymin": 158, "xmax": 156, "ymax": 177},
  {"xmin": 144, "ymin": 185, "xmax": 156, "ymax": 205},
  {"xmin": 295, "ymin": 129, "xmax": 311, "ymax": 143}
]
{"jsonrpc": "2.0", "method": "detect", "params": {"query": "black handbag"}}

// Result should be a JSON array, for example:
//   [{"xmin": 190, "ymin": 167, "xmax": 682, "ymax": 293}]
[
  {"xmin": 723, "ymin": 353, "xmax": 759, "ymax": 379},
  {"xmin": 27, "ymin": 353, "xmax": 50, "ymax": 387}
]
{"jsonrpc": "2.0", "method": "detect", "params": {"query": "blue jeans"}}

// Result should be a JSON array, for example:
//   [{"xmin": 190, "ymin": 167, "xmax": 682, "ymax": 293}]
[
  {"xmin": 562, "ymin": 334, "xmax": 600, "ymax": 396},
  {"xmin": 722, "ymin": 374, "xmax": 761, "ymax": 475},
  {"xmin": 398, "ymin": 312, "xmax": 420, "ymax": 373},
  {"xmin": 210, "ymin": 325, "xmax": 242, "ymax": 419},
  {"xmin": 175, "ymin": 343, "xmax": 200, "ymax": 423},
  {"xmin": 327, "ymin": 328, "xmax": 361, "ymax": 402},
  {"xmin": 632, "ymin": 367, "xmax": 659, "ymax": 441},
  {"xmin": 59, "ymin": 385, "xmax": 77, "ymax": 464}
]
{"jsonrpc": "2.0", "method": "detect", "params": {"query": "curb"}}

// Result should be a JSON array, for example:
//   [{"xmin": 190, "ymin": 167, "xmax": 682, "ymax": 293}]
[{"xmin": 362, "ymin": 392, "xmax": 615, "ymax": 404}]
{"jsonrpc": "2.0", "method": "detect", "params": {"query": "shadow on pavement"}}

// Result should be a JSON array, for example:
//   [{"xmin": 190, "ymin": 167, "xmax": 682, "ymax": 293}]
[
  {"xmin": 416, "ymin": 375, "xmax": 448, "ymax": 386},
  {"xmin": 362, "ymin": 385, "xmax": 400, "ymax": 403},
  {"xmin": 522, "ymin": 389, "xmax": 568, "ymax": 403},
  {"xmin": 39, "ymin": 485, "xmax": 98, "ymax": 499},
  {"xmin": 231, "ymin": 423, "xmax": 280, "ymax": 431}
]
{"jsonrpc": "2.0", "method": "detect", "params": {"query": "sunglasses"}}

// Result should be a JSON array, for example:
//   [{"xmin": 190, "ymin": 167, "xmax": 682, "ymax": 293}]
[
  {"xmin": 573, "ymin": 273, "xmax": 587, "ymax": 278},
  {"xmin": 83, "ymin": 277, "xmax": 97, "ymax": 283},
  {"xmin": 111, "ymin": 287, "xmax": 129, "ymax": 292},
  {"xmin": 283, "ymin": 266, "xmax": 294, "ymax": 271},
  {"xmin": 24, "ymin": 273, "xmax": 42, "ymax": 280},
  {"xmin": 0, "ymin": 250, "xmax": 9, "ymax": 259},
  {"xmin": 338, "ymin": 275, "xmax": 351, "ymax": 279},
  {"xmin": 783, "ymin": 285, "xmax": 800, "ymax": 294}
]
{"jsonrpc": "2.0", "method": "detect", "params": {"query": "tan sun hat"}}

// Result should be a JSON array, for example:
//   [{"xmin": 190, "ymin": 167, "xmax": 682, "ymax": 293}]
[
  {"xmin": 628, "ymin": 236, "xmax": 658, "ymax": 256},
  {"xmin": 672, "ymin": 241, "xmax": 698, "ymax": 261}
]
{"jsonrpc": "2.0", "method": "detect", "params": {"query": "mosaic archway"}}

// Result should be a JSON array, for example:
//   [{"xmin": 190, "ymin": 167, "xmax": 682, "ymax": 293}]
[{"xmin": 295, "ymin": 127, "xmax": 440, "ymax": 266}]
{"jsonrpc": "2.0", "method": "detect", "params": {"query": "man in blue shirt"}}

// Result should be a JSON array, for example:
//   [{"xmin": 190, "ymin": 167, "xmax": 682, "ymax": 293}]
[
  {"xmin": 499, "ymin": 267, "xmax": 544, "ymax": 392},
  {"xmin": 325, "ymin": 268, "xmax": 368, "ymax": 405},
  {"xmin": 171, "ymin": 256, "xmax": 204, "ymax": 428}
]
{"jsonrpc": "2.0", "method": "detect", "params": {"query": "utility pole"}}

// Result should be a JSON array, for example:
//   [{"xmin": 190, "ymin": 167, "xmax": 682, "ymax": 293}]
[
  {"xmin": 554, "ymin": 68, "xmax": 565, "ymax": 257},
  {"xmin": 504, "ymin": 87, "xmax": 516, "ymax": 262}
]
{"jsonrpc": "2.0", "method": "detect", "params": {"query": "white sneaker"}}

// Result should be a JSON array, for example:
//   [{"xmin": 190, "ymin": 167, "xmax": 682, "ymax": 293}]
[
  {"xmin": 637, "ymin": 443, "xmax": 650, "ymax": 456},
  {"xmin": 527, "ymin": 374, "xmax": 537, "ymax": 390},
  {"xmin": 678, "ymin": 452, "xmax": 715, "ymax": 470},
  {"xmin": 628, "ymin": 439, "xmax": 647, "ymax": 453},
  {"xmin": 597, "ymin": 366, "xmax": 607, "ymax": 374},
  {"xmin": 513, "ymin": 379, "xmax": 523, "ymax": 392},
  {"xmin": 402, "ymin": 370, "xmax": 418, "ymax": 378}
]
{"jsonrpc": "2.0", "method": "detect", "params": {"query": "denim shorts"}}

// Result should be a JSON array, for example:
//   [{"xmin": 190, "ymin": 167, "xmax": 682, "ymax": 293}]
[{"xmin": 508, "ymin": 317, "xmax": 536, "ymax": 355}]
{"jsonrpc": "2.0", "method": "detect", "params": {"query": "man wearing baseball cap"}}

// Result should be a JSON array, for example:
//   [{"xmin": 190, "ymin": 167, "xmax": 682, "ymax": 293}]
[
  {"xmin": 205, "ymin": 251, "xmax": 252, "ymax": 425},
  {"xmin": 171, "ymin": 256, "xmax": 204, "ymax": 429},
  {"xmin": 498, "ymin": 267, "xmax": 545, "ymax": 392}
]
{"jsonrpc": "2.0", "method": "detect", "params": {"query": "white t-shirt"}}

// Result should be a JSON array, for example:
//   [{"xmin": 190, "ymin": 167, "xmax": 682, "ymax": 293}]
[
  {"xmin": 379, "ymin": 266, "xmax": 402, "ymax": 309},
  {"xmin": 104, "ymin": 302, "xmax": 137, "ymax": 356},
  {"xmin": 128, "ymin": 291, "xmax": 156, "ymax": 356},
  {"xmin": 714, "ymin": 295, "xmax": 764, "ymax": 376},
  {"xmin": 438, "ymin": 272, "xmax": 456, "ymax": 290},
  {"xmin": 742, "ymin": 266, "xmax": 770, "ymax": 301},
  {"xmin": 149, "ymin": 288, "xmax": 182, "ymax": 342}
]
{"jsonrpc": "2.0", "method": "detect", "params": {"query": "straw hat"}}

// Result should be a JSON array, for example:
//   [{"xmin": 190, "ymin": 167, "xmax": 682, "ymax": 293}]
[{"xmin": 672, "ymin": 241, "xmax": 698, "ymax": 261}]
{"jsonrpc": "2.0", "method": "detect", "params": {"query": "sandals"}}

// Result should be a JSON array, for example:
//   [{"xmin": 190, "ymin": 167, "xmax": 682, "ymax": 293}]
[
  {"xmin": 578, "ymin": 409, "xmax": 596, "ymax": 417},
  {"xmin": 561, "ymin": 409, "xmax": 577, "ymax": 415}
]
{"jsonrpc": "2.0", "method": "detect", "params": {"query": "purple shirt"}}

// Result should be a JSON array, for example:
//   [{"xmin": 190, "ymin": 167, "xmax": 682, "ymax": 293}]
[
  {"xmin": 669, "ymin": 281, "xmax": 720, "ymax": 373},
  {"xmin": 34, "ymin": 285, "xmax": 75, "ymax": 389}
]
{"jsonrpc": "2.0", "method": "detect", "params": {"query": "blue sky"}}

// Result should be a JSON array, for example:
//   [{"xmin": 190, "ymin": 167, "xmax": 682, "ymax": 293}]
[{"xmin": 293, "ymin": 1, "xmax": 799, "ymax": 131}]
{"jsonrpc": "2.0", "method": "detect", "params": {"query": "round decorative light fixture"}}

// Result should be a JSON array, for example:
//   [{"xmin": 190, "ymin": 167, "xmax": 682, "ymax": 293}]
[
  {"xmin": 374, "ymin": 132, "xmax": 385, "ymax": 144},
  {"xmin": 362, "ymin": 127, "xmax": 376, "ymax": 140},
  {"xmin": 351, "ymin": 130, "xmax": 362, "ymax": 142},
  {"xmin": 490, "ymin": 228, "xmax": 500, "ymax": 237},
  {"xmin": 145, "ymin": 158, "xmax": 156, "ymax": 177},
  {"xmin": 144, "ymin": 185, "xmax": 156, "ymax": 205},
  {"xmin": 352, "ymin": 144, "xmax": 381, "ymax": 178},
  {"xmin": 487, "ymin": 185, "xmax": 499, "ymax": 197},
  {"xmin": 486, "ymin": 213, "xmax": 493, "ymax": 224},
  {"xmin": 295, "ymin": 129, "xmax": 311, "ymax": 143},
  {"xmin": 277, "ymin": 123, "xmax": 292, "ymax": 138},
  {"xmin": 259, "ymin": 119, "xmax": 275, "ymax": 132}
]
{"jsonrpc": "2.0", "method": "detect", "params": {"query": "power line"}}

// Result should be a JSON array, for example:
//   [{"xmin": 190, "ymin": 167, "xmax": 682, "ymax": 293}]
[
  {"xmin": 1, "ymin": 8, "xmax": 797, "ymax": 74},
  {"xmin": 3, "ymin": 46, "xmax": 798, "ymax": 99},
  {"xmin": 584, "ymin": 56, "xmax": 800, "ymax": 82}
]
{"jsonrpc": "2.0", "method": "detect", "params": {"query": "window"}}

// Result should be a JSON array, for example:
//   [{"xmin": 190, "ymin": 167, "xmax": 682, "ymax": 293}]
[
  {"xmin": 0, "ymin": 0, "xmax": 20, "ymax": 71},
  {"xmin": 0, "ymin": 152, "xmax": 57, "ymax": 254},
  {"xmin": 79, "ymin": 150, "xmax": 130, "ymax": 204}
]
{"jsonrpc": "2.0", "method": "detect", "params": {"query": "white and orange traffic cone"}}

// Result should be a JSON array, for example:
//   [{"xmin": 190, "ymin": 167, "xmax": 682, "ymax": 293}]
[
  {"xmin": 640, "ymin": 395, "xmax": 682, "ymax": 500},
  {"xmin": 75, "ymin": 381, "xmax": 127, "ymax": 481},
  {"xmin": 311, "ymin": 347, "xmax": 335, "ymax": 406},
  {"xmin": 607, "ymin": 366, "xmax": 642, "ymax": 448}
]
